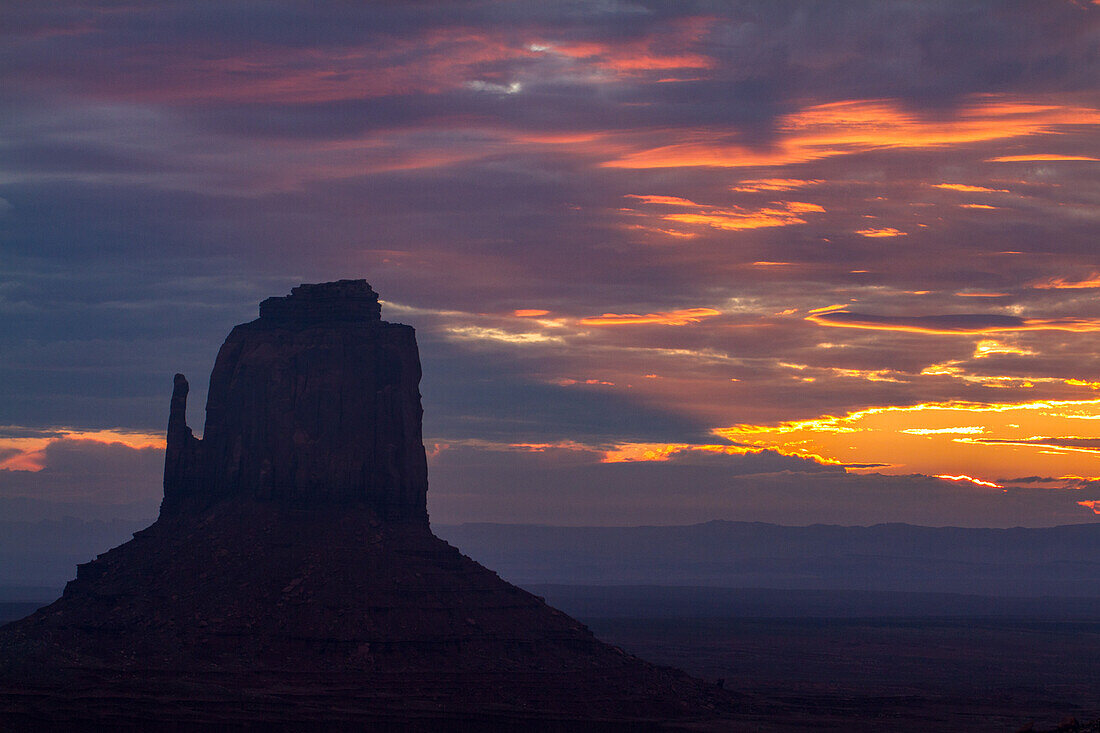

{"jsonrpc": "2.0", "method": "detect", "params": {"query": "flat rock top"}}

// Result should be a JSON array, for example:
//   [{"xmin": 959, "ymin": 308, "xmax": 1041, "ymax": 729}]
[{"xmin": 258, "ymin": 279, "xmax": 382, "ymax": 324}]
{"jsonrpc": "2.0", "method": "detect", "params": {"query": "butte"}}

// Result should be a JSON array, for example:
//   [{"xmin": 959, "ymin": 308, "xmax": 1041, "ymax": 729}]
[{"xmin": 0, "ymin": 281, "xmax": 735, "ymax": 730}]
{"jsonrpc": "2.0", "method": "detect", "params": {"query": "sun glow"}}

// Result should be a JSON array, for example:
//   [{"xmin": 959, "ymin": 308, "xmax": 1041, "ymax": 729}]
[
  {"xmin": 716, "ymin": 399, "xmax": 1100, "ymax": 479},
  {"xmin": 935, "ymin": 474, "xmax": 1004, "ymax": 489}
]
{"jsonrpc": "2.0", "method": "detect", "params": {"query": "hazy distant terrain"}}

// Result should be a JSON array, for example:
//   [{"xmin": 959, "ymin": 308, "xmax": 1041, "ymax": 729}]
[
  {"xmin": 437, "ymin": 521, "xmax": 1100, "ymax": 596},
  {"xmin": 527, "ymin": 584, "xmax": 1100, "ymax": 621},
  {"xmin": 0, "ymin": 516, "xmax": 146, "ymax": 595},
  {"xmin": 9, "ymin": 517, "xmax": 1100, "ymax": 619},
  {"xmin": 4, "ymin": 516, "xmax": 1100, "ymax": 729}
]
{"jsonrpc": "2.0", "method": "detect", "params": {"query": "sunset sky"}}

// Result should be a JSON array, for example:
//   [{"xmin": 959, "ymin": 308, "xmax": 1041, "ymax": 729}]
[{"xmin": 2, "ymin": 1, "xmax": 1099, "ymax": 526}]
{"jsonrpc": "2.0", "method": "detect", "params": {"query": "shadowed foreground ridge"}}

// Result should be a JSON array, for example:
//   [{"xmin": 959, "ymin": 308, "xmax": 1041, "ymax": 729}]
[{"xmin": 0, "ymin": 281, "xmax": 733, "ymax": 729}]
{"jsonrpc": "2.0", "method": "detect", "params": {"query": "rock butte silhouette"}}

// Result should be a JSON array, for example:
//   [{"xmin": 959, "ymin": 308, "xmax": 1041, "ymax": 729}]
[{"xmin": 0, "ymin": 281, "xmax": 734, "ymax": 729}]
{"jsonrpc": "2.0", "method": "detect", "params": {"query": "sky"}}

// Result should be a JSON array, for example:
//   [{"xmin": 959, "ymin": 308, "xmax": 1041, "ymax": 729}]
[{"xmin": 2, "ymin": 0, "xmax": 1099, "ymax": 527}]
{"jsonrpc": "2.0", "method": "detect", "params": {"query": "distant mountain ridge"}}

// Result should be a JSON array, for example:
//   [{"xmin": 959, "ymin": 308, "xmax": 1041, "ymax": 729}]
[
  {"xmin": 6, "ymin": 517, "xmax": 1100, "ymax": 602},
  {"xmin": 436, "ymin": 520, "xmax": 1100, "ymax": 597}
]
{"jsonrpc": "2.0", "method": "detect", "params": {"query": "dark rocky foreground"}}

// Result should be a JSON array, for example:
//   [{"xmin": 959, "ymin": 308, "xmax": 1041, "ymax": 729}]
[
  {"xmin": 1, "ymin": 504, "xmax": 732, "ymax": 729},
  {"xmin": 0, "ymin": 281, "xmax": 734, "ymax": 729},
  {"xmin": 588, "ymin": 616, "xmax": 1100, "ymax": 732}
]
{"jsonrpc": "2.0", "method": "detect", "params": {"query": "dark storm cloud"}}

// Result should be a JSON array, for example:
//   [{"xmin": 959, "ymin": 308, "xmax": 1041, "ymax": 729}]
[
  {"xmin": 811, "ymin": 312, "xmax": 1033, "ymax": 333},
  {"xmin": 0, "ymin": 427, "xmax": 65, "ymax": 440},
  {"xmin": 976, "ymin": 437, "xmax": 1100, "ymax": 451}
]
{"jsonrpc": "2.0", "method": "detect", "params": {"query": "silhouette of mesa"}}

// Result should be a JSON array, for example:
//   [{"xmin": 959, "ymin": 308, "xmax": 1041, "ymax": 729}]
[{"xmin": 0, "ymin": 281, "xmax": 735, "ymax": 729}]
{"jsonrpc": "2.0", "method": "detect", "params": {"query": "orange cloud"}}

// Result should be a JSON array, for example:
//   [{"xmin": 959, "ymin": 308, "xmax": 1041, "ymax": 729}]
[
  {"xmin": 534, "ymin": 16, "xmax": 716, "ymax": 77},
  {"xmin": 731, "ymin": 178, "xmax": 823, "ymax": 192},
  {"xmin": 553, "ymin": 43, "xmax": 713, "ymax": 72},
  {"xmin": 987, "ymin": 154, "xmax": 1100, "ymax": 162},
  {"xmin": 664, "ymin": 207, "xmax": 821, "ymax": 230},
  {"xmin": 514, "ymin": 132, "xmax": 602, "ymax": 145},
  {"xmin": 0, "ymin": 449, "xmax": 47, "ymax": 472},
  {"xmin": 623, "ymin": 195, "xmax": 707, "ymax": 207},
  {"xmin": 601, "ymin": 443, "xmax": 755, "ymax": 463},
  {"xmin": 1034, "ymin": 274, "xmax": 1100, "ymax": 289},
  {"xmin": 855, "ymin": 227, "xmax": 907, "ymax": 237},
  {"xmin": 513, "ymin": 309, "xmax": 550, "ymax": 317},
  {"xmin": 1079, "ymin": 500, "xmax": 1100, "ymax": 515},
  {"xmin": 580, "ymin": 308, "xmax": 721, "ymax": 326},
  {"xmin": 622, "ymin": 194, "xmax": 826, "ymax": 235},
  {"xmin": 973, "ymin": 339, "xmax": 1034, "ymax": 357},
  {"xmin": 1066, "ymin": 379, "xmax": 1100, "ymax": 389},
  {"xmin": 603, "ymin": 97, "xmax": 1100, "ymax": 169},
  {"xmin": 0, "ymin": 428, "xmax": 165, "ymax": 472},
  {"xmin": 809, "ymin": 304, "xmax": 848, "ymax": 314},
  {"xmin": 932, "ymin": 183, "xmax": 1010, "ymax": 193}
]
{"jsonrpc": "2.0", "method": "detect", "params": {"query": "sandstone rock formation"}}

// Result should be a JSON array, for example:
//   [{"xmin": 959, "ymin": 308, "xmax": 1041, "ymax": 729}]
[
  {"xmin": 162, "ymin": 280, "xmax": 426, "ymax": 518},
  {"xmin": 0, "ymin": 281, "xmax": 734, "ymax": 729}
]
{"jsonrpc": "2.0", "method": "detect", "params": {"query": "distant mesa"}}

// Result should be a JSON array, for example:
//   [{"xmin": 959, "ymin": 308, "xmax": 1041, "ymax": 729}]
[{"xmin": 0, "ymin": 280, "xmax": 733, "ymax": 728}]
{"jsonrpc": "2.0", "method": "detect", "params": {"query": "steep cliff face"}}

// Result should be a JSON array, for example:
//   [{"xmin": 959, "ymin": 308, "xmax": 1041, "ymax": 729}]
[{"xmin": 162, "ymin": 280, "xmax": 427, "ymax": 519}]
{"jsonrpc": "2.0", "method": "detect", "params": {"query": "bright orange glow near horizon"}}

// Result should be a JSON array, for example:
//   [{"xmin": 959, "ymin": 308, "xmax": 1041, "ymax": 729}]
[{"xmin": 715, "ymin": 399, "xmax": 1100, "ymax": 480}]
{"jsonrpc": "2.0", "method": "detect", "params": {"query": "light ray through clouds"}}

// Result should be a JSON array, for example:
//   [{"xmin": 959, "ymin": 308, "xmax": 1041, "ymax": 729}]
[{"xmin": 1, "ymin": 1, "xmax": 1099, "ymax": 524}]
